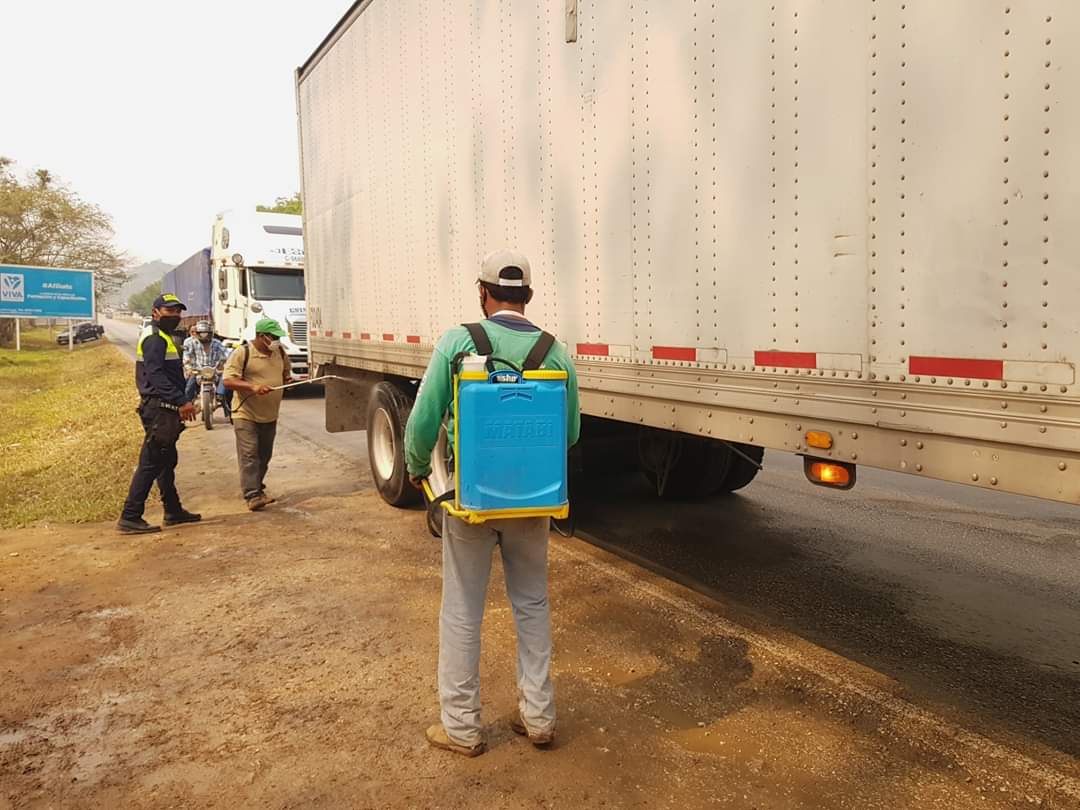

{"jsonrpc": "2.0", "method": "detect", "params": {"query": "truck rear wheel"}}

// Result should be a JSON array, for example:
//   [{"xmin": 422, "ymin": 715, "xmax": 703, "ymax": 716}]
[
  {"xmin": 639, "ymin": 431, "xmax": 734, "ymax": 500},
  {"xmin": 367, "ymin": 382, "xmax": 420, "ymax": 507},
  {"xmin": 718, "ymin": 443, "xmax": 764, "ymax": 492}
]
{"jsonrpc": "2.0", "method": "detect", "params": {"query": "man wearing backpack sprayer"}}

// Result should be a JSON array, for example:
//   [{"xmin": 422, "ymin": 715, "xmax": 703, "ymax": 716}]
[
  {"xmin": 405, "ymin": 249, "xmax": 581, "ymax": 757},
  {"xmin": 223, "ymin": 317, "xmax": 293, "ymax": 511}
]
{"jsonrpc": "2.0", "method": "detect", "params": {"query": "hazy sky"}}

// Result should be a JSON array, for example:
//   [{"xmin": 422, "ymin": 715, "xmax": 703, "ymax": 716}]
[{"xmin": 2, "ymin": 1, "xmax": 351, "ymax": 266}]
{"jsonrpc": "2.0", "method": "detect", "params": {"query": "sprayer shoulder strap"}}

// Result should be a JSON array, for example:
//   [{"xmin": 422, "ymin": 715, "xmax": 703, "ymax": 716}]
[
  {"xmin": 460, "ymin": 322, "xmax": 555, "ymax": 373},
  {"xmin": 522, "ymin": 331, "xmax": 556, "ymax": 372},
  {"xmin": 461, "ymin": 322, "xmax": 496, "ymax": 373},
  {"xmin": 462, "ymin": 323, "xmax": 493, "ymax": 356},
  {"xmin": 278, "ymin": 345, "xmax": 289, "ymax": 383},
  {"xmin": 239, "ymin": 342, "xmax": 289, "ymax": 383}
]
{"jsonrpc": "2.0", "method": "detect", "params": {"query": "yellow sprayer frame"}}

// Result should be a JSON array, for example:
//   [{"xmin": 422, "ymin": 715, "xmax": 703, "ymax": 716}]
[{"xmin": 422, "ymin": 368, "xmax": 570, "ymax": 525}]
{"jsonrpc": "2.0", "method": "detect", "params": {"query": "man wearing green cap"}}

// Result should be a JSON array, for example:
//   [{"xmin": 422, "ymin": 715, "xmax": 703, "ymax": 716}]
[{"xmin": 222, "ymin": 318, "xmax": 292, "ymax": 510}]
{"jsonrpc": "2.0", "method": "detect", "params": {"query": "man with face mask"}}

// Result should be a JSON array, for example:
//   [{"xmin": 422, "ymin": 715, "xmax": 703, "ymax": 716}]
[
  {"xmin": 182, "ymin": 320, "xmax": 231, "ymax": 421},
  {"xmin": 117, "ymin": 293, "xmax": 201, "ymax": 534},
  {"xmin": 404, "ymin": 249, "xmax": 581, "ymax": 757},
  {"xmin": 222, "ymin": 317, "xmax": 292, "ymax": 511}
]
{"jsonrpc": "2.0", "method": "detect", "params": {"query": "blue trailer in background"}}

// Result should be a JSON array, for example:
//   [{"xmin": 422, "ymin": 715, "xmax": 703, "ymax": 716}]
[{"xmin": 161, "ymin": 248, "xmax": 212, "ymax": 327}]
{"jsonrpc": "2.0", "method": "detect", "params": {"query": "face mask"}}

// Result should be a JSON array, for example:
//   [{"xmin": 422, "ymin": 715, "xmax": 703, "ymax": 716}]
[
  {"xmin": 269, "ymin": 340, "xmax": 281, "ymax": 351},
  {"xmin": 158, "ymin": 315, "xmax": 181, "ymax": 332},
  {"xmin": 198, "ymin": 335, "xmax": 211, "ymax": 344}
]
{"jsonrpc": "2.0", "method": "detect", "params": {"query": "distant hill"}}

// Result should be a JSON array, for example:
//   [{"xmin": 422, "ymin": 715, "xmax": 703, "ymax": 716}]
[{"xmin": 109, "ymin": 260, "xmax": 172, "ymax": 306}]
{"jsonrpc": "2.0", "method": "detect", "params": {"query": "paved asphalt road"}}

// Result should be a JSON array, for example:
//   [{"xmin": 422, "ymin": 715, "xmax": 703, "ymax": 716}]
[
  {"xmin": 103, "ymin": 316, "xmax": 140, "ymax": 360},
  {"xmin": 103, "ymin": 317, "xmax": 1080, "ymax": 763}
]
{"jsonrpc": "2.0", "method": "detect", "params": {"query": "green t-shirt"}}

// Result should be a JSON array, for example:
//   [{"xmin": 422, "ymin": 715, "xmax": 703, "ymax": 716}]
[{"xmin": 404, "ymin": 317, "xmax": 581, "ymax": 478}]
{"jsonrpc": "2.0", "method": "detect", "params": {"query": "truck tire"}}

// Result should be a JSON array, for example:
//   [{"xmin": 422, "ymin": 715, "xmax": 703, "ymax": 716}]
[
  {"xmin": 367, "ymin": 382, "xmax": 420, "ymax": 507},
  {"xmin": 718, "ymin": 443, "xmax": 764, "ymax": 492},
  {"xmin": 639, "ymin": 431, "xmax": 733, "ymax": 500}
]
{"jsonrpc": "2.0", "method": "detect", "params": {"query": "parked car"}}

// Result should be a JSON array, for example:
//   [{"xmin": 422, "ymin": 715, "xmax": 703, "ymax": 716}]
[{"xmin": 56, "ymin": 322, "xmax": 105, "ymax": 345}]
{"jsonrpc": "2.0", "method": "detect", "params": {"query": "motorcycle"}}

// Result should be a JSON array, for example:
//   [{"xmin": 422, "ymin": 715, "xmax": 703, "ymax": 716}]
[{"xmin": 196, "ymin": 364, "xmax": 224, "ymax": 430}]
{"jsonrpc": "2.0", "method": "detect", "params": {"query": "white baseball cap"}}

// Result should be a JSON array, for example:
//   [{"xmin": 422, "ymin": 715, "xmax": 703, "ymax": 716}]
[{"xmin": 479, "ymin": 249, "xmax": 532, "ymax": 287}]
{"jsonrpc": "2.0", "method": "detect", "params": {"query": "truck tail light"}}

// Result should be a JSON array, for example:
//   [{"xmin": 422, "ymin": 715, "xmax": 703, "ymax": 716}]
[{"xmin": 804, "ymin": 458, "xmax": 856, "ymax": 490}]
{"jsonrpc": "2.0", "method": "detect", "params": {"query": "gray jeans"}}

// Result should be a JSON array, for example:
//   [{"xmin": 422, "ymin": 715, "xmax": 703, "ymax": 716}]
[
  {"xmin": 439, "ymin": 514, "xmax": 554, "ymax": 747},
  {"xmin": 233, "ymin": 419, "xmax": 277, "ymax": 500}
]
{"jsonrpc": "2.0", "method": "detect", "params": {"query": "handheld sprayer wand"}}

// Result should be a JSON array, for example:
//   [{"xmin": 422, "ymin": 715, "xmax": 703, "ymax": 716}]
[
  {"xmin": 268, "ymin": 374, "xmax": 352, "ymax": 392},
  {"xmin": 231, "ymin": 375, "xmax": 357, "ymax": 413}
]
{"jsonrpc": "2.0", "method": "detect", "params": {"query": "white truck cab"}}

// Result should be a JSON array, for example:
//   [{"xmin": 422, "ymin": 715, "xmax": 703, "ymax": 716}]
[{"xmin": 210, "ymin": 211, "xmax": 308, "ymax": 377}]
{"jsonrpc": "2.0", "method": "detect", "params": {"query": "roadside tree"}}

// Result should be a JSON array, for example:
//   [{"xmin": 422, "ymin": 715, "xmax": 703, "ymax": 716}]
[
  {"xmin": 0, "ymin": 157, "xmax": 130, "ymax": 345},
  {"xmin": 128, "ymin": 280, "xmax": 161, "ymax": 316},
  {"xmin": 256, "ymin": 192, "xmax": 302, "ymax": 215}
]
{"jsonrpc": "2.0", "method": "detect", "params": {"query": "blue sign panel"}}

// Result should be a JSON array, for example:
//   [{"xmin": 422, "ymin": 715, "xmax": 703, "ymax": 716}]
[{"xmin": 0, "ymin": 265, "xmax": 95, "ymax": 319}]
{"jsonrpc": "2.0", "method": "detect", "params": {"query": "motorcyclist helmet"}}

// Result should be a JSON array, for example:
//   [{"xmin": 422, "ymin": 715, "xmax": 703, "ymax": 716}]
[{"xmin": 195, "ymin": 321, "xmax": 213, "ymax": 341}]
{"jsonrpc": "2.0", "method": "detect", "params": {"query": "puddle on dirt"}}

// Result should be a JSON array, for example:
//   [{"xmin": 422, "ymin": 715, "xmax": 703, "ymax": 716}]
[
  {"xmin": 82, "ymin": 607, "xmax": 133, "ymax": 621},
  {"xmin": 601, "ymin": 666, "xmax": 655, "ymax": 687},
  {"xmin": 672, "ymin": 701, "xmax": 851, "ymax": 759},
  {"xmin": 0, "ymin": 729, "xmax": 28, "ymax": 746},
  {"xmin": 647, "ymin": 700, "xmax": 701, "ymax": 730}
]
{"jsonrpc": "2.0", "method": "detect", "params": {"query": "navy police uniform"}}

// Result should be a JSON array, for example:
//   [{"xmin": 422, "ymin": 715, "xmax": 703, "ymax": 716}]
[{"xmin": 119, "ymin": 295, "xmax": 194, "ymax": 525}]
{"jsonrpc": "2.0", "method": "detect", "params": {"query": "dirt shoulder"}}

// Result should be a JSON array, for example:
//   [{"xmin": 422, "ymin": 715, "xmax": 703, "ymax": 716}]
[{"xmin": 0, "ymin": 420, "xmax": 1076, "ymax": 809}]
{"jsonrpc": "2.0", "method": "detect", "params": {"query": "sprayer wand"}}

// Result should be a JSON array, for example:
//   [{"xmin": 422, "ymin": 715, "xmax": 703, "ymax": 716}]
[{"xmin": 268, "ymin": 374, "xmax": 352, "ymax": 392}]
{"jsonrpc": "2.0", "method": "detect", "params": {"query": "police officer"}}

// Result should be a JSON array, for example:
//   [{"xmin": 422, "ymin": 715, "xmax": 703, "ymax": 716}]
[
  {"xmin": 404, "ymin": 250, "xmax": 581, "ymax": 757},
  {"xmin": 117, "ymin": 293, "xmax": 202, "ymax": 534}
]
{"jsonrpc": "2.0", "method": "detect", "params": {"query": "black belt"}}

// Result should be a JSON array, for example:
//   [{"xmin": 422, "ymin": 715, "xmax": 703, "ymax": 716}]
[{"xmin": 140, "ymin": 396, "xmax": 180, "ymax": 412}]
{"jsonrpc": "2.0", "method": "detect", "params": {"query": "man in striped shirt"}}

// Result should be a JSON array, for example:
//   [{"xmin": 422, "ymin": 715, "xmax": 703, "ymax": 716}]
[{"xmin": 183, "ymin": 321, "xmax": 231, "ymax": 420}]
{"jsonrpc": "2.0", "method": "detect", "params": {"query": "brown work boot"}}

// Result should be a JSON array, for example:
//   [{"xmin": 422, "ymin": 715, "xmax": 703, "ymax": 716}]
[
  {"xmin": 425, "ymin": 724, "xmax": 486, "ymax": 757},
  {"xmin": 509, "ymin": 712, "xmax": 555, "ymax": 747},
  {"xmin": 246, "ymin": 494, "xmax": 270, "ymax": 512}
]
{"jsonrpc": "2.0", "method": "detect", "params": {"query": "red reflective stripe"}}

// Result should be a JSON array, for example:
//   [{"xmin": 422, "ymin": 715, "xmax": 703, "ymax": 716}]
[
  {"xmin": 324, "ymin": 330, "xmax": 334, "ymax": 337},
  {"xmin": 406, "ymin": 335, "xmax": 421, "ymax": 344},
  {"xmin": 652, "ymin": 346, "xmax": 697, "ymax": 362},
  {"xmin": 755, "ymin": 350, "xmax": 817, "ymax": 369},
  {"xmin": 360, "ymin": 332, "xmax": 371, "ymax": 340},
  {"xmin": 309, "ymin": 329, "xmax": 318, "ymax": 336},
  {"xmin": 341, "ymin": 331, "xmax": 352, "ymax": 339},
  {"xmin": 576, "ymin": 343, "xmax": 609, "ymax": 356},
  {"xmin": 382, "ymin": 333, "xmax": 394, "ymax": 341},
  {"xmin": 909, "ymin": 356, "xmax": 1004, "ymax": 380}
]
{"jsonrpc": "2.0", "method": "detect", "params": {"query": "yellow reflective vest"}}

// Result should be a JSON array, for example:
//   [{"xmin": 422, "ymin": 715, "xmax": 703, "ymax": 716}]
[{"xmin": 135, "ymin": 324, "xmax": 187, "ymax": 404}]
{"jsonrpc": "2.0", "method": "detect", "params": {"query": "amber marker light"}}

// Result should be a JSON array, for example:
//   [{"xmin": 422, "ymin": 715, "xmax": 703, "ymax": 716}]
[
  {"xmin": 805, "ymin": 430, "xmax": 833, "ymax": 450},
  {"xmin": 803, "ymin": 457, "xmax": 856, "ymax": 491}
]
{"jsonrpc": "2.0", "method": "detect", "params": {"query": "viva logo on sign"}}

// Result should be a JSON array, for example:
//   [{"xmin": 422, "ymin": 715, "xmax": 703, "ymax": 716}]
[{"xmin": 1, "ymin": 273, "xmax": 25, "ymax": 303}]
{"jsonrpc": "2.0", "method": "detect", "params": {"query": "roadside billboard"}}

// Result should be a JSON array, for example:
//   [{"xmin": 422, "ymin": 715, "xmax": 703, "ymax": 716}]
[{"xmin": 0, "ymin": 265, "xmax": 95, "ymax": 320}]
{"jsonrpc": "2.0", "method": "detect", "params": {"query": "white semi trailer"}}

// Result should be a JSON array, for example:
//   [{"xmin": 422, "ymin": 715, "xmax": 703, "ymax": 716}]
[{"xmin": 296, "ymin": 0, "xmax": 1080, "ymax": 508}]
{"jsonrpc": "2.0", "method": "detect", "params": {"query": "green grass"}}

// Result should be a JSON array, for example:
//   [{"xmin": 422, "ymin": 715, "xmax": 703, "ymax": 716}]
[{"xmin": 0, "ymin": 328, "xmax": 143, "ymax": 527}]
